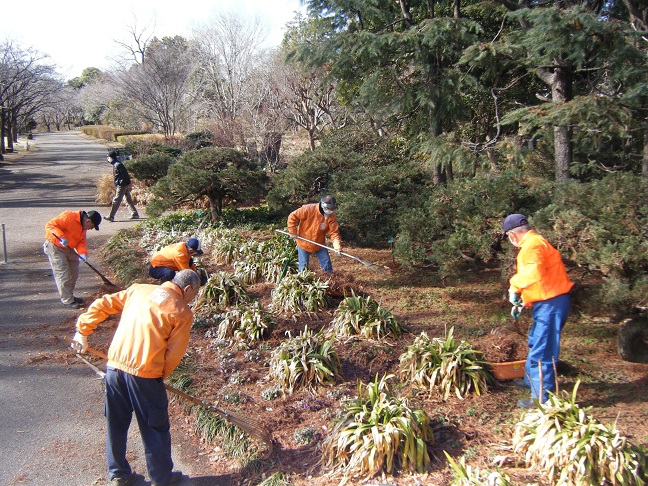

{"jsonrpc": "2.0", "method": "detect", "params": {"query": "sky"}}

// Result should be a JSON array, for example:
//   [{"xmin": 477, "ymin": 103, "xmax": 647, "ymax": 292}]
[{"xmin": 4, "ymin": 0, "xmax": 306, "ymax": 80}]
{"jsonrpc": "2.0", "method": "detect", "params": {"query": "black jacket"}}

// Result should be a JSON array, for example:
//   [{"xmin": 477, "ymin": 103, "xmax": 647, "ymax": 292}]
[{"xmin": 112, "ymin": 161, "xmax": 131, "ymax": 187}]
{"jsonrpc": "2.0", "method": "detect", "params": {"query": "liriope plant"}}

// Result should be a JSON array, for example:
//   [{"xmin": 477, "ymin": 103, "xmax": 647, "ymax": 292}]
[
  {"xmin": 398, "ymin": 327, "xmax": 492, "ymax": 400},
  {"xmin": 195, "ymin": 271, "xmax": 249, "ymax": 311},
  {"xmin": 233, "ymin": 259, "xmax": 264, "ymax": 285},
  {"xmin": 321, "ymin": 374, "xmax": 434, "ymax": 479},
  {"xmin": 211, "ymin": 229, "xmax": 246, "ymax": 265},
  {"xmin": 328, "ymin": 291, "xmax": 402, "ymax": 339},
  {"xmin": 268, "ymin": 326, "xmax": 340, "ymax": 394},
  {"xmin": 270, "ymin": 270, "xmax": 330, "ymax": 314},
  {"xmin": 513, "ymin": 381, "xmax": 648, "ymax": 486},
  {"xmin": 444, "ymin": 452, "xmax": 512, "ymax": 486},
  {"xmin": 262, "ymin": 234, "xmax": 299, "ymax": 283},
  {"xmin": 215, "ymin": 301, "xmax": 275, "ymax": 344}
]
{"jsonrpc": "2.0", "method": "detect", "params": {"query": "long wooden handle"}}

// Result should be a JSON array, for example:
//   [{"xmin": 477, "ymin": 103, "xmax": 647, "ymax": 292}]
[
  {"xmin": 275, "ymin": 229, "xmax": 375, "ymax": 267},
  {"xmin": 51, "ymin": 233, "xmax": 118, "ymax": 287},
  {"xmin": 64, "ymin": 337, "xmax": 273, "ymax": 445}
]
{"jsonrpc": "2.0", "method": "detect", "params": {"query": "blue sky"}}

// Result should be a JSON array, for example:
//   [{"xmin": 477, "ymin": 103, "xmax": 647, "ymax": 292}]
[{"xmin": 4, "ymin": 0, "xmax": 305, "ymax": 79}]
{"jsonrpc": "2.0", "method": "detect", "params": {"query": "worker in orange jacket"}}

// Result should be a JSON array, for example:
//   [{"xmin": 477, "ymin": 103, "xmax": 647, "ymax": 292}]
[
  {"xmin": 287, "ymin": 195, "xmax": 342, "ymax": 274},
  {"xmin": 148, "ymin": 238, "xmax": 203, "ymax": 283},
  {"xmin": 43, "ymin": 210, "xmax": 102, "ymax": 308},
  {"xmin": 503, "ymin": 213, "xmax": 573, "ymax": 408},
  {"xmin": 70, "ymin": 269, "xmax": 201, "ymax": 486}
]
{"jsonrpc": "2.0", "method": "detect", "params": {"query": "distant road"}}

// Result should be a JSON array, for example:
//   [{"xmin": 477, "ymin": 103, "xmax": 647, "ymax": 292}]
[{"xmin": 0, "ymin": 131, "xmax": 219, "ymax": 485}]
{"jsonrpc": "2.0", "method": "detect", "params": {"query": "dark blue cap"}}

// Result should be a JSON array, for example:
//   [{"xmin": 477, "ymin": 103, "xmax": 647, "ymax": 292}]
[{"xmin": 502, "ymin": 214, "xmax": 528, "ymax": 233}]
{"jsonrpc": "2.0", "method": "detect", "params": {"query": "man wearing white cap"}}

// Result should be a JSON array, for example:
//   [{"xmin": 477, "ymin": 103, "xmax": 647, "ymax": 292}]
[{"xmin": 502, "ymin": 213, "xmax": 573, "ymax": 408}]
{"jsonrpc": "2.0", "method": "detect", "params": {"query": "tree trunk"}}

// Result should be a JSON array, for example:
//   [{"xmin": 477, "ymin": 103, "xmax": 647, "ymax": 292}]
[
  {"xmin": 445, "ymin": 162, "xmax": 454, "ymax": 182},
  {"xmin": 0, "ymin": 105, "xmax": 5, "ymax": 159},
  {"xmin": 643, "ymin": 123, "xmax": 648, "ymax": 179},
  {"xmin": 537, "ymin": 64, "xmax": 572, "ymax": 180},
  {"xmin": 207, "ymin": 192, "xmax": 223, "ymax": 221}
]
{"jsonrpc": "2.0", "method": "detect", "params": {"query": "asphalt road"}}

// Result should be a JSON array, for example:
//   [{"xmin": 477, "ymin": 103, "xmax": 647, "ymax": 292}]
[{"xmin": 0, "ymin": 131, "xmax": 220, "ymax": 486}]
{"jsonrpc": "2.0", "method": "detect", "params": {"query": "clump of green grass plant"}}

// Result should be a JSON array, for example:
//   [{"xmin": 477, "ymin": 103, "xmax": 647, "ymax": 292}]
[
  {"xmin": 444, "ymin": 452, "xmax": 511, "ymax": 486},
  {"xmin": 211, "ymin": 229, "xmax": 246, "ymax": 265},
  {"xmin": 398, "ymin": 327, "xmax": 492, "ymax": 400},
  {"xmin": 270, "ymin": 271, "xmax": 330, "ymax": 314},
  {"xmin": 328, "ymin": 291, "xmax": 402, "ymax": 339},
  {"xmin": 321, "ymin": 374, "xmax": 433, "ymax": 479},
  {"xmin": 268, "ymin": 327, "xmax": 340, "ymax": 394},
  {"xmin": 512, "ymin": 381, "xmax": 648, "ymax": 485},
  {"xmin": 195, "ymin": 271, "xmax": 248, "ymax": 311},
  {"xmin": 215, "ymin": 301, "xmax": 275, "ymax": 344}
]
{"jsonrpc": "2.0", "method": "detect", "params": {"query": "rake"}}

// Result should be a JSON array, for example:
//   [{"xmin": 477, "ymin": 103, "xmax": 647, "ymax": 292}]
[
  {"xmin": 64, "ymin": 337, "xmax": 273, "ymax": 447},
  {"xmin": 51, "ymin": 232, "xmax": 119, "ymax": 288},
  {"xmin": 275, "ymin": 229, "xmax": 387, "ymax": 273}
]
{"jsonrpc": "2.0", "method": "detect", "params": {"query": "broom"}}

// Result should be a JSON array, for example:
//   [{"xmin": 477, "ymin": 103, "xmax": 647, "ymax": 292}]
[{"xmin": 64, "ymin": 337, "xmax": 273, "ymax": 447}]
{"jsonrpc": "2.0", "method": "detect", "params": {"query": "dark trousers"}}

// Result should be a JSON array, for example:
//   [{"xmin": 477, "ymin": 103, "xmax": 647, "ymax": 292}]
[
  {"xmin": 149, "ymin": 264, "xmax": 175, "ymax": 282},
  {"xmin": 105, "ymin": 367, "xmax": 173, "ymax": 484}
]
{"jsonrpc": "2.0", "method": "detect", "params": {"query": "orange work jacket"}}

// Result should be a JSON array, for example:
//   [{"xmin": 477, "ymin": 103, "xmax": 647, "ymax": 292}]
[
  {"xmin": 76, "ymin": 281, "xmax": 194, "ymax": 379},
  {"xmin": 150, "ymin": 242, "xmax": 195, "ymax": 271},
  {"xmin": 45, "ymin": 210, "xmax": 88, "ymax": 255},
  {"xmin": 510, "ymin": 230, "xmax": 573, "ymax": 306},
  {"xmin": 287, "ymin": 203, "xmax": 341, "ymax": 253}
]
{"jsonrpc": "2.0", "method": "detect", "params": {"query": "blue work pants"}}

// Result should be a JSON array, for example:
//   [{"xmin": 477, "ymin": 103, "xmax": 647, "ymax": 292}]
[
  {"xmin": 297, "ymin": 246, "xmax": 332, "ymax": 274},
  {"xmin": 105, "ymin": 367, "xmax": 173, "ymax": 484},
  {"xmin": 149, "ymin": 265, "xmax": 175, "ymax": 282},
  {"xmin": 524, "ymin": 293, "xmax": 570, "ymax": 402}
]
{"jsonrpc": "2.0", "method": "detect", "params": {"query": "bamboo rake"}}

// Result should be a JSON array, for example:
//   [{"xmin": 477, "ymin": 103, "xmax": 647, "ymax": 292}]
[{"xmin": 64, "ymin": 337, "xmax": 273, "ymax": 447}]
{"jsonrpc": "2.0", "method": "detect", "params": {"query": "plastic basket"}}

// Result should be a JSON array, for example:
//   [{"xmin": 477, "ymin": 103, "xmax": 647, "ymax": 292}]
[{"xmin": 489, "ymin": 360, "xmax": 526, "ymax": 381}]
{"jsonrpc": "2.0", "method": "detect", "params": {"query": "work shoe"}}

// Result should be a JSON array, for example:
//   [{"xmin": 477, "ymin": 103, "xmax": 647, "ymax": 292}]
[
  {"xmin": 513, "ymin": 378, "xmax": 530, "ymax": 389},
  {"xmin": 152, "ymin": 471, "xmax": 185, "ymax": 486},
  {"xmin": 73, "ymin": 296, "xmax": 84, "ymax": 305},
  {"xmin": 104, "ymin": 215, "xmax": 115, "ymax": 222},
  {"xmin": 62, "ymin": 301, "xmax": 81, "ymax": 309},
  {"xmin": 517, "ymin": 398, "xmax": 537, "ymax": 409},
  {"xmin": 110, "ymin": 473, "xmax": 140, "ymax": 486}
]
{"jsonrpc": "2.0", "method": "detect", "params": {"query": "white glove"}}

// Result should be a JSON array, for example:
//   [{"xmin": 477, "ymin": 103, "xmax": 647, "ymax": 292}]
[
  {"xmin": 59, "ymin": 237, "xmax": 69, "ymax": 247},
  {"xmin": 508, "ymin": 289, "xmax": 522, "ymax": 306},
  {"xmin": 333, "ymin": 242, "xmax": 341, "ymax": 255},
  {"xmin": 289, "ymin": 234, "xmax": 298, "ymax": 239},
  {"xmin": 79, "ymin": 253, "xmax": 87, "ymax": 262},
  {"xmin": 71, "ymin": 331, "xmax": 88, "ymax": 353}
]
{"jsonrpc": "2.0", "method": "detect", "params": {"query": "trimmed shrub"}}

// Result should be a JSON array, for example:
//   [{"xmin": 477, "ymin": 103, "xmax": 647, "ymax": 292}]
[{"xmin": 125, "ymin": 153, "xmax": 174, "ymax": 185}]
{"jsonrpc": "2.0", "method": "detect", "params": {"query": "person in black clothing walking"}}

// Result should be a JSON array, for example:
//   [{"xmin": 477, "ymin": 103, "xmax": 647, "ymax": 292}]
[{"xmin": 104, "ymin": 149, "xmax": 139, "ymax": 222}]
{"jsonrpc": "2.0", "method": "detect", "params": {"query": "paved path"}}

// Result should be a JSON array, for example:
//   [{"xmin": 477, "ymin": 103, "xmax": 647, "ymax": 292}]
[{"xmin": 0, "ymin": 131, "xmax": 220, "ymax": 485}]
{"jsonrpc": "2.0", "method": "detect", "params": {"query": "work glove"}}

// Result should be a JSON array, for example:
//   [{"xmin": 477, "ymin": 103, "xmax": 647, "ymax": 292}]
[
  {"xmin": 289, "ymin": 234, "xmax": 298, "ymax": 239},
  {"xmin": 79, "ymin": 253, "xmax": 87, "ymax": 262},
  {"xmin": 70, "ymin": 331, "xmax": 88, "ymax": 354},
  {"xmin": 333, "ymin": 241, "xmax": 341, "ymax": 255},
  {"xmin": 59, "ymin": 237, "xmax": 69, "ymax": 247},
  {"xmin": 511, "ymin": 305, "xmax": 523, "ymax": 320},
  {"xmin": 508, "ymin": 289, "xmax": 522, "ymax": 306}
]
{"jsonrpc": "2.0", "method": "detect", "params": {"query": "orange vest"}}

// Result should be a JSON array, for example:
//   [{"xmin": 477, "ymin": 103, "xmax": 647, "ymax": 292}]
[
  {"xmin": 287, "ymin": 203, "xmax": 341, "ymax": 253},
  {"xmin": 76, "ymin": 281, "xmax": 194, "ymax": 379},
  {"xmin": 510, "ymin": 230, "xmax": 573, "ymax": 306},
  {"xmin": 45, "ymin": 210, "xmax": 88, "ymax": 255},
  {"xmin": 150, "ymin": 242, "xmax": 194, "ymax": 271}
]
